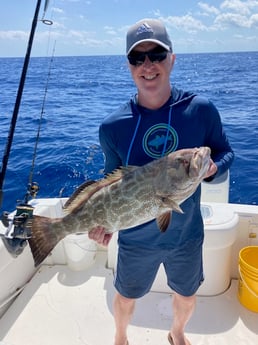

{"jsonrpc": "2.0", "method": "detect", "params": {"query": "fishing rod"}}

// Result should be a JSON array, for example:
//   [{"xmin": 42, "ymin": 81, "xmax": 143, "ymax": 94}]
[
  {"xmin": 0, "ymin": 0, "xmax": 52, "ymax": 256},
  {"xmin": 0, "ymin": 0, "xmax": 52, "ymax": 208}
]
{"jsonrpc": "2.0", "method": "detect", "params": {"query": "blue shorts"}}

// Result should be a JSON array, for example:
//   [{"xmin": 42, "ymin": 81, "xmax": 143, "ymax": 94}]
[{"xmin": 114, "ymin": 239, "xmax": 204, "ymax": 298}]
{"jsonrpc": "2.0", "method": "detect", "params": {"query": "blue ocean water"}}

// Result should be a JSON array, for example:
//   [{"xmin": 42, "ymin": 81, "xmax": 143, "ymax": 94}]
[{"xmin": 0, "ymin": 52, "xmax": 257, "ymax": 212}]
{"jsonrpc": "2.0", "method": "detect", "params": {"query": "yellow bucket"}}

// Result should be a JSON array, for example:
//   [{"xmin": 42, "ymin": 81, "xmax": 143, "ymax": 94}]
[{"xmin": 238, "ymin": 246, "xmax": 258, "ymax": 312}]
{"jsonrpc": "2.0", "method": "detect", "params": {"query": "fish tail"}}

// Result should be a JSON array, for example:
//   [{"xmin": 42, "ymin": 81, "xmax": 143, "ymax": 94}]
[{"xmin": 28, "ymin": 215, "xmax": 62, "ymax": 267}]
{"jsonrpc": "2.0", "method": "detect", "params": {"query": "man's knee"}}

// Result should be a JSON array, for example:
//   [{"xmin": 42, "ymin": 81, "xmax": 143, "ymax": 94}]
[
  {"xmin": 115, "ymin": 292, "xmax": 136, "ymax": 305},
  {"xmin": 173, "ymin": 292, "xmax": 196, "ymax": 307}
]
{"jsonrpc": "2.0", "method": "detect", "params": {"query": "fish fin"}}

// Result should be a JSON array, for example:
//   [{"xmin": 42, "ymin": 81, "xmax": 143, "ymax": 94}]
[
  {"xmin": 28, "ymin": 215, "xmax": 62, "ymax": 267},
  {"xmin": 119, "ymin": 165, "xmax": 139, "ymax": 173},
  {"xmin": 158, "ymin": 196, "xmax": 183, "ymax": 214},
  {"xmin": 157, "ymin": 212, "xmax": 172, "ymax": 232},
  {"xmin": 64, "ymin": 169, "xmax": 128, "ymax": 214},
  {"xmin": 64, "ymin": 180, "xmax": 96, "ymax": 209},
  {"xmin": 169, "ymin": 200, "xmax": 183, "ymax": 214}
]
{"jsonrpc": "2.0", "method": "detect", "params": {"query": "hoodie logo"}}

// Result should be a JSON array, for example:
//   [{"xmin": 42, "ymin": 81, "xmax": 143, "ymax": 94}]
[{"xmin": 142, "ymin": 124, "xmax": 178, "ymax": 158}]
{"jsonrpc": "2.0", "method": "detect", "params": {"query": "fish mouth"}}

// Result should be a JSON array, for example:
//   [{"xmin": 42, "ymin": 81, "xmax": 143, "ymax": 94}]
[{"xmin": 189, "ymin": 147, "xmax": 211, "ymax": 178}]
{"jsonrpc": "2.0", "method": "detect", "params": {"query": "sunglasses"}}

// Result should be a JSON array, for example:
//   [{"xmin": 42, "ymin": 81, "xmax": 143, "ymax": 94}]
[{"xmin": 127, "ymin": 46, "xmax": 169, "ymax": 66}]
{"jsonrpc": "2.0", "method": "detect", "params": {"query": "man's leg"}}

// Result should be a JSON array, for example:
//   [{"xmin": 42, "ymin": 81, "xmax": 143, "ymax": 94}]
[
  {"xmin": 169, "ymin": 293, "xmax": 195, "ymax": 345},
  {"xmin": 113, "ymin": 292, "xmax": 136, "ymax": 345}
]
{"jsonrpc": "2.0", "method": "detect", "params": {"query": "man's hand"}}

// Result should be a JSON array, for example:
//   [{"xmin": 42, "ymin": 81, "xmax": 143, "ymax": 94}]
[{"xmin": 88, "ymin": 226, "xmax": 113, "ymax": 246}]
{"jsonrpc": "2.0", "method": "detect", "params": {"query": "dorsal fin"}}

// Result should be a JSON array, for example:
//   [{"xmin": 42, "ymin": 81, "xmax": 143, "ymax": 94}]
[
  {"xmin": 121, "ymin": 165, "xmax": 139, "ymax": 173},
  {"xmin": 64, "ymin": 169, "xmax": 124, "ymax": 214},
  {"xmin": 63, "ymin": 165, "xmax": 139, "ymax": 214},
  {"xmin": 64, "ymin": 180, "xmax": 96, "ymax": 209}
]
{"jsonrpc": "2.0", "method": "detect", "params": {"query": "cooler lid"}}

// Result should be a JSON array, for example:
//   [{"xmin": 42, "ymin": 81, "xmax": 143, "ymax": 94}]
[{"xmin": 201, "ymin": 204, "xmax": 238, "ymax": 227}]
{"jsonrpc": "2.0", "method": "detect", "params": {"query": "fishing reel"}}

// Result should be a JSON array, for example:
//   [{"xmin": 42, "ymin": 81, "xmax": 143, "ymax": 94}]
[
  {"xmin": 24, "ymin": 182, "xmax": 40, "ymax": 202},
  {"xmin": 0, "ymin": 182, "xmax": 39, "ymax": 256},
  {"xmin": 0, "ymin": 203, "xmax": 34, "ymax": 257}
]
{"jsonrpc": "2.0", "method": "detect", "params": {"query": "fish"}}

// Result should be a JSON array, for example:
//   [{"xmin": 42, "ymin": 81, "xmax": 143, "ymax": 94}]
[
  {"xmin": 149, "ymin": 134, "xmax": 173, "ymax": 149},
  {"xmin": 28, "ymin": 146, "xmax": 211, "ymax": 267}
]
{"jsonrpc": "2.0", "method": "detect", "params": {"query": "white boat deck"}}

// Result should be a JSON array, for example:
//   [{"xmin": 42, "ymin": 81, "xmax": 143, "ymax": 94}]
[{"xmin": 0, "ymin": 251, "xmax": 257, "ymax": 345}]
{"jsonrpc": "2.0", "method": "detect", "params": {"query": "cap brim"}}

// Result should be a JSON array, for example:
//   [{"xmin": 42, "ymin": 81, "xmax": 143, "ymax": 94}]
[{"xmin": 127, "ymin": 39, "xmax": 171, "ymax": 55}]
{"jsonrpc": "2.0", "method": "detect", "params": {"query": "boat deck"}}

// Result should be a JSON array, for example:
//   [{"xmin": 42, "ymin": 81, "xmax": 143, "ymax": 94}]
[{"xmin": 0, "ymin": 252, "xmax": 257, "ymax": 345}]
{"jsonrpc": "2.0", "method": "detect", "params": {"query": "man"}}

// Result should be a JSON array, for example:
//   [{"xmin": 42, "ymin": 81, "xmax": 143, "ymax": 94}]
[{"xmin": 89, "ymin": 18, "xmax": 234, "ymax": 345}]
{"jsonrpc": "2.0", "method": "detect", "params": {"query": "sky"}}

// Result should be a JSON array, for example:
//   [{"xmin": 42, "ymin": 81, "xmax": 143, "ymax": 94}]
[{"xmin": 0, "ymin": 0, "xmax": 258, "ymax": 57}]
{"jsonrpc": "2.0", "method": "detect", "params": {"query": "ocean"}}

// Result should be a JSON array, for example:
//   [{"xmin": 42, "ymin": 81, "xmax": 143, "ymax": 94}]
[{"xmin": 0, "ymin": 51, "xmax": 257, "ymax": 212}]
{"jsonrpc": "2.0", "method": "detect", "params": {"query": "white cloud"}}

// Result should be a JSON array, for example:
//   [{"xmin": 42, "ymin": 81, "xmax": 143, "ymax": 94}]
[
  {"xmin": 198, "ymin": 2, "xmax": 220, "ymax": 15},
  {"xmin": 161, "ymin": 1, "xmax": 258, "ymax": 33},
  {"xmin": 104, "ymin": 26, "xmax": 116, "ymax": 35},
  {"xmin": 52, "ymin": 7, "xmax": 64, "ymax": 14},
  {"xmin": 152, "ymin": 9, "xmax": 162, "ymax": 17},
  {"xmin": 0, "ymin": 30, "xmax": 28, "ymax": 40},
  {"xmin": 165, "ymin": 14, "xmax": 207, "ymax": 33},
  {"xmin": 250, "ymin": 13, "xmax": 258, "ymax": 26},
  {"xmin": 64, "ymin": 30, "xmax": 101, "ymax": 47},
  {"xmin": 220, "ymin": 0, "xmax": 258, "ymax": 15},
  {"xmin": 68, "ymin": 30, "xmax": 88, "ymax": 39},
  {"xmin": 215, "ymin": 12, "xmax": 256, "ymax": 28},
  {"xmin": 51, "ymin": 21, "xmax": 66, "ymax": 29}
]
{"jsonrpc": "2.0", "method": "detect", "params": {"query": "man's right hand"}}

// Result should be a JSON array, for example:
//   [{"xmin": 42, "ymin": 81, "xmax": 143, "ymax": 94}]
[{"xmin": 88, "ymin": 226, "xmax": 113, "ymax": 246}]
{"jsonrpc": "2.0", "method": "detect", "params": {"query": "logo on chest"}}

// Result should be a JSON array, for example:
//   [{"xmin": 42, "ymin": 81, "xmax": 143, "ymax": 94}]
[{"xmin": 142, "ymin": 124, "xmax": 178, "ymax": 158}]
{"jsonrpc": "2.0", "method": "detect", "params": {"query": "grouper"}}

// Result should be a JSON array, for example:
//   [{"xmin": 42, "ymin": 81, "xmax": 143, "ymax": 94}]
[{"xmin": 28, "ymin": 146, "xmax": 211, "ymax": 266}]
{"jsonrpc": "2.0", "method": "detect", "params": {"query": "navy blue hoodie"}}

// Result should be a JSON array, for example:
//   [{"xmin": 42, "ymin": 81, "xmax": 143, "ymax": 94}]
[{"xmin": 99, "ymin": 86, "xmax": 234, "ymax": 247}]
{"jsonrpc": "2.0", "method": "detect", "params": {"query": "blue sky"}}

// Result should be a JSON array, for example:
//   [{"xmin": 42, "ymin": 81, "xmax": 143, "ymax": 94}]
[{"xmin": 0, "ymin": 0, "xmax": 258, "ymax": 57}]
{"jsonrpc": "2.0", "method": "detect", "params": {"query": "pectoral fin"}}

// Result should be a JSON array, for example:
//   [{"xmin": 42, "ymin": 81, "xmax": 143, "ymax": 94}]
[
  {"xmin": 156, "ymin": 197, "xmax": 184, "ymax": 232},
  {"xmin": 157, "ymin": 211, "xmax": 172, "ymax": 232},
  {"xmin": 170, "ymin": 200, "xmax": 183, "ymax": 214},
  {"xmin": 159, "ymin": 196, "xmax": 183, "ymax": 214}
]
